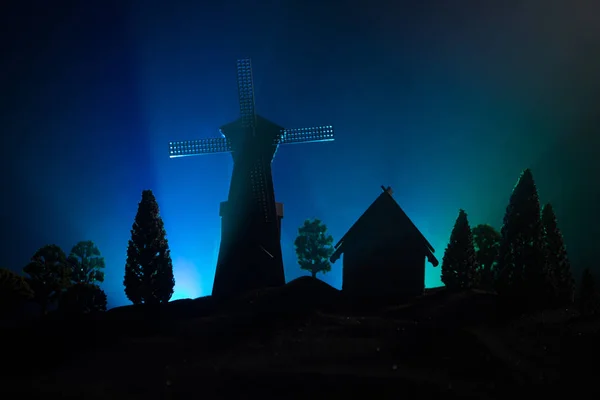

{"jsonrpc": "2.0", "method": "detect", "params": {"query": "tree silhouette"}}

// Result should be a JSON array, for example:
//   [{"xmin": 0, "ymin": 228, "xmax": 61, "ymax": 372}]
[
  {"xmin": 294, "ymin": 218, "xmax": 334, "ymax": 279},
  {"xmin": 471, "ymin": 224, "xmax": 501, "ymax": 291},
  {"xmin": 61, "ymin": 283, "xmax": 107, "ymax": 315},
  {"xmin": 441, "ymin": 209, "xmax": 478, "ymax": 290},
  {"xmin": 23, "ymin": 245, "xmax": 72, "ymax": 314},
  {"xmin": 68, "ymin": 240, "xmax": 105, "ymax": 285},
  {"xmin": 578, "ymin": 268, "xmax": 598, "ymax": 315},
  {"xmin": 541, "ymin": 203, "xmax": 575, "ymax": 307},
  {"xmin": 496, "ymin": 169, "xmax": 547, "ymax": 308},
  {"xmin": 0, "ymin": 267, "xmax": 34, "ymax": 316},
  {"xmin": 124, "ymin": 190, "xmax": 175, "ymax": 304}
]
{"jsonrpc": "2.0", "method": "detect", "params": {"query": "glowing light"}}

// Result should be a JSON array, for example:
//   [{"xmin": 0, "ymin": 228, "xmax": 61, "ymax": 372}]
[{"xmin": 170, "ymin": 257, "xmax": 203, "ymax": 300}]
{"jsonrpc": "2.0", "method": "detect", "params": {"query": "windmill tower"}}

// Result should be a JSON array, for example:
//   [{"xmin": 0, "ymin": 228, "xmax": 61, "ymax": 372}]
[{"xmin": 169, "ymin": 59, "xmax": 335, "ymax": 298}]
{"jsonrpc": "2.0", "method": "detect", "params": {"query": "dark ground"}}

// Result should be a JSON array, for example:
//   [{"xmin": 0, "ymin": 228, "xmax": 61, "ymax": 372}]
[{"xmin": 1, "ymin": 277, "xmax": 599, "ymax": 399}]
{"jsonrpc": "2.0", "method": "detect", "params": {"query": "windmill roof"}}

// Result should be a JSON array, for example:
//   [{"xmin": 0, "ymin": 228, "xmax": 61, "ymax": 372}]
[
  {"xmin": 330, "ymin": 188, "xmax": 439, "ymax": 267},
  {"xmin": 219, "ymin": 114, "xmax": 284, "ymax": 134}
]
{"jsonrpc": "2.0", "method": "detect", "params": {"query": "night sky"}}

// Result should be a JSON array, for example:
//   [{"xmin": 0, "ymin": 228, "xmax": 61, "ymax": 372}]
[{"xmin": 2, "ymin": 0, "xmax": 599, "ymax": 308}]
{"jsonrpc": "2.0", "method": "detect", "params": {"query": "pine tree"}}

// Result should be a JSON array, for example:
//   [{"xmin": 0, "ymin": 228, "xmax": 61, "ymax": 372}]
[
  {"xmin": 23, "ymin": 245, "xmax": 72, "ymax": 314},
  {"xmin": 61, "ymin": 283, "xmax": 107, "ymax": 315},
  {"xmin": 294, "ymin": 218, "xmax": 334, "ymax": 279},
  {"xmin": 124, "ymin": 190, "xmax": 175, "ymax": 304},
  {"xmin": 0, "ymin": 268, "xmax": 34, "ymax": 315},
  {"xmin": 68, "ymin": 240, "xmax": 105, "ymax": 284},
  {"xmin": 541, "ymin": 203, "xmax": 575, "ymax": 306},
  {"xmin": 441, "ymin": 209, "xmax": 478, "ymax": 290},
  {"xmin": 578, "ymin": 268, "xmax": 598, "ymax": 315},
  {"xmin": 496, "ymin": 169, "xmax": 547, "ymax": 309},
  {"xmin": 471, "ymin": 224, "xmax": 501, "ymax": 291}
]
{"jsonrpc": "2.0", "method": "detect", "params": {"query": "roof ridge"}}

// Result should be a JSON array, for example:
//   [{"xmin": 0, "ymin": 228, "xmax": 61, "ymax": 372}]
[{"xmin": 331, "ymin": 188, "xmax": 437, "ymax": 265}]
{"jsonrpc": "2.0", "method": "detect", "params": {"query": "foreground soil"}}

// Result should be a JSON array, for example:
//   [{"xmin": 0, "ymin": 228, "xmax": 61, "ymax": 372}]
[{"xmin": 2, "ymin": 278, "xmax": 599, "ymax": 399}]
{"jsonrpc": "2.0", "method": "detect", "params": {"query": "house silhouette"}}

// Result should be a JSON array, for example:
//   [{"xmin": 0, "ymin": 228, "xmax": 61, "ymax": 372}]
[{"xmin": 330, "ymin": 186, "xmax": 439, "ymax": 299}]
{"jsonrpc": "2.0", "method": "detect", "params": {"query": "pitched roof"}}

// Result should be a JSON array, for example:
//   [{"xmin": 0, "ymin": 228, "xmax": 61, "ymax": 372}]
[
  {"xmin": 219, "ymin": 114, "xmax": 285, "ymax": 135},
  {"xmin": 330, "ymin": 187, "xmax": 439, "ymax": 267}
]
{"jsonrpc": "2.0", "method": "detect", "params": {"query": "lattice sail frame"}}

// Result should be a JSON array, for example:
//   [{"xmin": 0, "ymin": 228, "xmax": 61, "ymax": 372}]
[
  {"xmin": 250, "ymin": 160, "xmax": 270, "ymax": 221},
  {"xmin": 168, "ymin": 137, "xmax": 231, "ymax": 158},
  {"xmin": 235, "ymin": 59, "xmax": 272, "ymax": 220},
  {"xmin": 237, "ymin": 59, "xmax": 257, "ymax": 134},
  {"xmin": 278, "ymin": 125, "xmax": 334, "ymax": 145},
  {"xmin": 169, "ymin": 126, "xmax": 334, "ymax": 158}
]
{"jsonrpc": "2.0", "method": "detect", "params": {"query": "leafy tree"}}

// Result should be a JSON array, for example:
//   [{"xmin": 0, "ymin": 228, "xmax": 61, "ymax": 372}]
[
  {"xmin": 294, "ymin": 218, "xmax": 334, "ymax": 279},
  {"xmin": 68, "ymin": 240, "xmax": 105, "ymax": 284},
  {"xmin": 0, "ymin": 268, "xmax": 34, "ymax": 315},
  {"xmin": 541, "ymin": 203, "xmax": 575, "ymax": 306},
  {"xmin": 61, "ymin": 283, "xmax": 107, "ymax": 315},
  {"xmin": 578, "ymin": 268, "xmax": 598, "ymax": 315},
  {"xmin": 471, "ymin": 224, "xmax": 501, "ymax": 291},
  {"xmin": 441, "ymin": 209, "xmax": 478, "ymax": 290},
  {"xmin": 23, "ymin": 244, "xmax": 72, "ymax": 314},
  {"xmin": 124, "ymin": 190, "xmax": 175, "ymax": 304},
  {"xmin": 496, "ymin": 169, "xmax": 547, "ymax": 309}
]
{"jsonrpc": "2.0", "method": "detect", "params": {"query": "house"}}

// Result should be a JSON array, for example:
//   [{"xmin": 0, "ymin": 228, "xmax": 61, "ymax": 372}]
[{"xmin": 330, "ymin": 186, "xmax": 439, "ymax": 299}]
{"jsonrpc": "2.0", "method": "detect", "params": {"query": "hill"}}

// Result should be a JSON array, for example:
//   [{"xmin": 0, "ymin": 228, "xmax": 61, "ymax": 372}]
[{"xmin": 1, "ymin": 279, "xmax": 599, "ymax": 399}]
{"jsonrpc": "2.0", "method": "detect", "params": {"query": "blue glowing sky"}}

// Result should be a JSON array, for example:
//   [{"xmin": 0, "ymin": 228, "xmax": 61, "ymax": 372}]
[{"xmin": 2, "ymin": 0, "xmax": 599, "ymax": 308}]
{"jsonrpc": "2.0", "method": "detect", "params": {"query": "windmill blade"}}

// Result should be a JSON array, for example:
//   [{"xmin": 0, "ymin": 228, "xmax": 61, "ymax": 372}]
[
  {"xmin": 169, "ymin": 138, "xmax": 232, "ymax": 158},
  {"xmin": 278, "ymin": 125, "xmax": 334, "ymax": 145},
  {"xmin": 236, "ymin": 59, "xmax": 257, "ymax": 134},
  {"xmin": 250, "ymin": 159, "xmax": 273, "ymax": 222}
]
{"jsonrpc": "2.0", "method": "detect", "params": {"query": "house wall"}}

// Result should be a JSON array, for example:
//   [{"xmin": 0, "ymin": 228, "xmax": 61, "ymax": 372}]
[{"xmin": 341, "ymin": 230, "xmax": 427, "ymax": 299}]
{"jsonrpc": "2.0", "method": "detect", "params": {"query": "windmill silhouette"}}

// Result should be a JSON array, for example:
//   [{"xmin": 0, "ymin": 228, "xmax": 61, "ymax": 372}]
[{"xmin": 169, "ymin": 59, "xmax": 335, "ymax": 298}]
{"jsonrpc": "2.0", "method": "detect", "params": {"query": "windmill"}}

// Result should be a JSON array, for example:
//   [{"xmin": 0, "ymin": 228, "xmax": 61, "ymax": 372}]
[{"xmin": 169, "ymin": 59, "xmax": 335, "ymax": 298}]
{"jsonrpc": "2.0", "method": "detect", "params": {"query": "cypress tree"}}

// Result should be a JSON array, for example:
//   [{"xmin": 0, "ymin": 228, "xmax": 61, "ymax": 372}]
[
  {"xmin": 124, "ymin": 190, "xmax": 175, "ymax": 304},
  {"xmin": 496, "ymin": 169, "xmax": 547, "ymax": 309},
  {"xmin": 541, "ymin": 203, "xmax": 575, "ymax": 306},
  {"xmin": 441, "ymin": 209, "xmax": 478, "ymax": 290}
]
